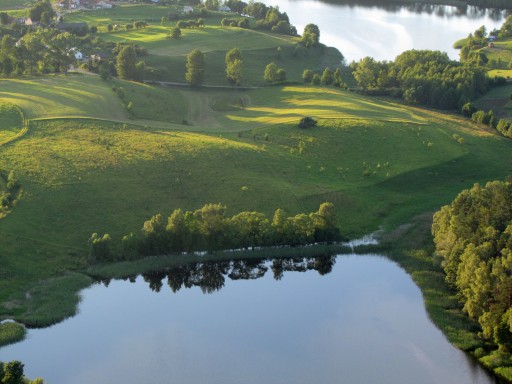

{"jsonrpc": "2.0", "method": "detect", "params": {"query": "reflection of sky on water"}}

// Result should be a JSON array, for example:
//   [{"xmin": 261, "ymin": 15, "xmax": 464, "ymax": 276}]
[
  {"xmin": 0, "ymin": 255, "xmax": 498, "ymax": 384},
  {"xmin": 262, "ymin": 0, "xmax": 505, "ymax": 61}
]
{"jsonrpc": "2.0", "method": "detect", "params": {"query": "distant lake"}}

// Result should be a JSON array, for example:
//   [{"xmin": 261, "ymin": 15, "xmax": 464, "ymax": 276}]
[
  {"xmin": 0, "ymin": 255, "xmax": 500, "ymax": 384},
  {"xmin": 263, "ymin": 0, "xmax": 508, "ymax": 61}
]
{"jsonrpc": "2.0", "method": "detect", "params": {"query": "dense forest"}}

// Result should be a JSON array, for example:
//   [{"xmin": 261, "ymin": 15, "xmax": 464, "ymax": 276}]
[{"xmin": 432, "ymin": 180, "xmax": 512, "ymax": 350}]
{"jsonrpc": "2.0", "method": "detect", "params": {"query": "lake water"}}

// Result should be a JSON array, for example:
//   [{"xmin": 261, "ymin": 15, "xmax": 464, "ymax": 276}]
[
  {"xmin": 264, "ymin": 0, "xmax": 508, "ymax": 62},
  {"xmin": 0, "ymin": 255, "xmax": 500, "ymax": 384}
]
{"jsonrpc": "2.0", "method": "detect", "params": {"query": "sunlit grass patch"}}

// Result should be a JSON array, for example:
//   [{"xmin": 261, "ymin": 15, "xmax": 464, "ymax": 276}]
[{"xmin": 0, "ymin": 75, "xmax": 128, "ymax": 121}]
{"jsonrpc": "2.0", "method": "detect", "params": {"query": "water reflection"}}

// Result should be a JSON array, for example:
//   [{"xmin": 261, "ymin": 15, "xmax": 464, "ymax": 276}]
[
  {"xmin": 264, "ymin": 0, "xmax": 507, "ymax": 61},
  {"xmin": 0, "ymin": 254, "xmax": 502, "ymax": 384},
  {"xmin": 134, "ymin": 255, "xmax": 336, "ymax": 294},
  {"xmin": 304, "ymin": 0, "xmax": 508, "ymax": 19}
]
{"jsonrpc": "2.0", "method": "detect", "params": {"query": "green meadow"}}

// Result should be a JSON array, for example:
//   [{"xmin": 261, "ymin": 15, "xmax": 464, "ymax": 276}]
[
  {"xmin": 1, "ymin": 71, "xmax": 512, "ymax": 327},
  {"xmin": 1, "ymin": 5, "xmax": 512, "ymax": 351}
]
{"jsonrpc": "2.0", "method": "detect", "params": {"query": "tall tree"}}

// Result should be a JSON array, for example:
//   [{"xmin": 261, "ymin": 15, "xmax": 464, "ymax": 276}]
[
  {"xmin": 29, "ymin": 1, "xmax": 55, "ymax": 23},
  {"xmin": 185, "ymin": 49, "xmax": 205, "ymax": 86},
  {"xmin": 302, "ymin": 23, "xmax": 320, "ymax": 47},
  {"xmin": 225, "ymin": 48, "xmax": 243, "ymax": 85},
  {"xmin": 116, "ymin": 45, "xmax": 137, "ymax": 80},
  {"xmin": 353, "ymin": 56, "xmax": 378, "ymax": 92},
  {"xmin": 263, "ymin": 62, "xmax": 279, "ymax": 83}
]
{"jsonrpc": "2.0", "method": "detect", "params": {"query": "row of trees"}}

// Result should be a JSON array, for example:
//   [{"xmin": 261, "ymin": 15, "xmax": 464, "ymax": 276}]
[
  {"xmin": 0, "ymin": 29, "xmax": 80, "ymax": 75},
  {"xmin": 432, "ymin": 180, "xmax": 512, "ymax": 350},
  {"xmin": 352, "ymin": 50, "xmax": 491, "ymax": 110},
  {"xmin": 220, "ymin": 17, "xmax": 250, "ymax": 28},
  {"xmin": 88, "ymin": 202, "xmax": 341, "ymax": 262},
  {"xmin": 462, "ymin": 103, "xmax": 512, "ymax": 139},
  {"xmin": 303, "ymin": 67, "xmax": 343, "ymax": 87}
]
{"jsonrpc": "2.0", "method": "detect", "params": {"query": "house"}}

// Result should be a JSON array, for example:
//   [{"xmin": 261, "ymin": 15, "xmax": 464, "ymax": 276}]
[
  {"xmin": 182, "ymin": 6, "xmax": 193, "ymax": 14},
  {"xmin": 69, "ymin": 48, "xmax": 83, "ymax": 60},
  {"xmin": 15, "ymin": 17, "xmax": 33, "ymax": 26},
  {"xmin": 218, "ymin": 5, "xmax": 231, "ymax": 12},
  {"xmin": 95, "ymin": 0, "xmax": 113, "ymax": 9}
]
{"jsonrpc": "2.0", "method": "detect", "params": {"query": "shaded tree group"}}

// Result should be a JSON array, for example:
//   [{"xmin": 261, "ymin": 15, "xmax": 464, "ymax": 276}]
[
  {"xmin": 351, "ymin": 50, "xmax": 490, "ymax": 109},
  {"xmin": 432, "ymin": 180, "xmax": 512, "ymax": 350},
  {"xmin": 89, "ymin": 202, "xmax": 341, "ymax": 262}
]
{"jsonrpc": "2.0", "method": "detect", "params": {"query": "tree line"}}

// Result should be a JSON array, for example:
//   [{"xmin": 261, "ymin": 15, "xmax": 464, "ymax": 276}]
[
  {"xmin": 88, "ymin": 202, "xmax": 341, "ymax": 263},
  {"xmin": 351, "ymin": 49, "xmax": 492, "ymax": 110},
  {"xmin": 432, "ymin": 180, "xmax": 512, "ymax": 350}
]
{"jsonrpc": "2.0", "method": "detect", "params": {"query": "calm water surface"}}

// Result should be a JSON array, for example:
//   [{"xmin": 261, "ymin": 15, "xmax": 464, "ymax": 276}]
[
  {"xmin": 264, "ymin": 0, "xmax": 507, "ymax": 61},
  {"xmin": 0, "ymin": 255, "xmax": 499, "ymax": 383}
]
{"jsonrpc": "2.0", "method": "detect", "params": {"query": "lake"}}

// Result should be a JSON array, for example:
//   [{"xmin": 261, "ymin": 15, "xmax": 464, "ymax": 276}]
[
  {"xmin": 0, "ymin": 254, "xmax": 500, "ymax": 383},
  {"xmin": 263, "ymin": 0, "xmax": 508, "ymax": 62}
]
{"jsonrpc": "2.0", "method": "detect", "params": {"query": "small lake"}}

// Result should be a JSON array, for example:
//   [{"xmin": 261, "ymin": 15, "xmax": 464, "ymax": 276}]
[
  {"xmin": 0, "ymin": 254, "xmax": 500, "ymax": 383},
  {"xmin": 264, "ymin": 0, "xmax": 508, "ymax": 61}
]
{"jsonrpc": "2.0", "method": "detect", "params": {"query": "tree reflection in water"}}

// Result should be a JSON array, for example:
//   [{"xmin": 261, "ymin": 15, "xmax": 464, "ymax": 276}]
[{"xmin": 137, "ymin": 254, "xmax": 337, "ymax": 294}]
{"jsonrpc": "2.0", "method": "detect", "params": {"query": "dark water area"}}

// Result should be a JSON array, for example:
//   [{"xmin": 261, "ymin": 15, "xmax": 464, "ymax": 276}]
[
  {"xmin": 264, "ymin": 0, "xmax": 507, "ymax": 61},
  {"xmin": 0, "ymin": 255, "xmax": 501, "ymax": 384}
]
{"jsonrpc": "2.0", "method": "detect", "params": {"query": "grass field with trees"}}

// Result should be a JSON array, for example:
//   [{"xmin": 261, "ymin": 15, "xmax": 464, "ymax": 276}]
[{"xmin": 1, "ymin": 1, "xmax": 512, "ymax": 381}]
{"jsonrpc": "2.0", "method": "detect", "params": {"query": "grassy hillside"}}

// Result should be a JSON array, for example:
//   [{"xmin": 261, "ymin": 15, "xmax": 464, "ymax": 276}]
[
  {"xmin": 1, "ymin": 72, "xmax": 512, "ymax": 326},
  {"xmin": 66, "ymin": 5, "xmax": 342, "ymax": 86}
]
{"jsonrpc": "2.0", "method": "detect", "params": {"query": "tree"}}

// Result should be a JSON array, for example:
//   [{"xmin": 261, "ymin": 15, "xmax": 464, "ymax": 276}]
[
  {"xmin": 333, "ymin": 67, "xmax": 343, "ymax": 87},
  {"xmin": 0, "ymin": 12, "xmax": 9, "ymax": 26},
  {"xmin": 116, "ymin": 45, "xmax": 137, "ymax": 80},
  {"xmin": 321, "ymin": 67, "xmax": 334, "ymax": 85},
  {"xmin": 225, "ymin": 47, "xmax": 242, "ymax": 66},
  {"xmin": 170, "ymin": 27, "xmax": 182, "ymax": 39},
  {"xmin": 185, "ymin": 49, "xmax": 205, "ymax": 86},
  {"xmin": 312, "ymin": 73, "xmax": 321, "ymax": 85},
  {"xmin": 298, "ymin": 116, "xmax": 317, "ymax": 129},
  {"xmin": 302, "ymin": 23, "xmax": 320, "ymax": 47},
  {"xmin": 302, "ymin": 69, "xmax": 314, "ymax": 84},
  {"xmin": 3, "ymin": 361, "xmax": 24, "ymax": 384},
  {"xmin": 226, "ymin": 59, "xmax": 243, "ymax": 86},
  {"xmin": 263, "ymin": 62, "xmax": 279, "ymax": 83},
  {"xmin": 29, "ymin": 1, "xmax": 55, "ymax": 23},
  {"xmin": 353, "ymin": 56, "xmax": 378, "ymax": 92},
  {"xmin": 225, "ymin": 48, "xmax": 243, "ymax": 85},
  {"xmin": 277, "ymin": 68, "xmax": 286, "ymax": 82}
]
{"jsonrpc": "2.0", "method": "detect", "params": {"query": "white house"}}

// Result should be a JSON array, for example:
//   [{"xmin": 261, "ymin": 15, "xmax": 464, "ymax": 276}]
[
  {"xmin": 218, "ymin": 5, "xmax": 231, "ymax": 12},
  {"xmin": 183, "ymin": 6, "xmax": 193, "ymax": 13},
  {"xmin": 70, "ymin": 48, "xmax": 83, "ymax": 60}
]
